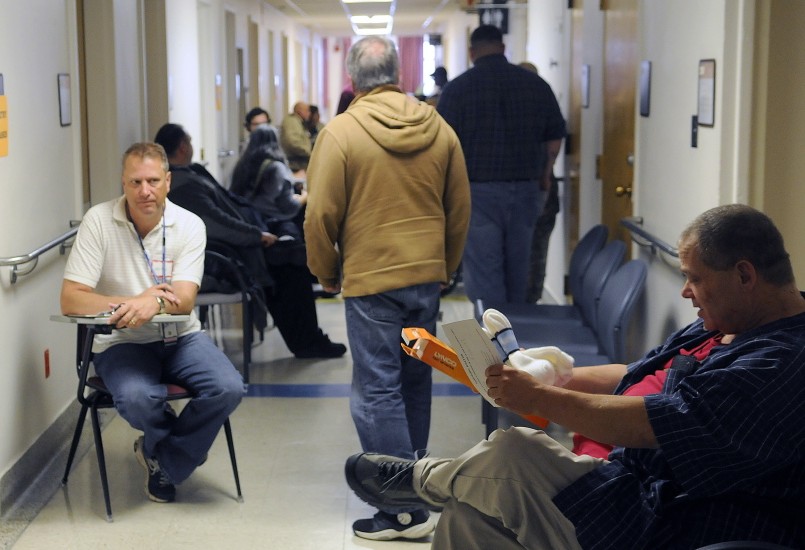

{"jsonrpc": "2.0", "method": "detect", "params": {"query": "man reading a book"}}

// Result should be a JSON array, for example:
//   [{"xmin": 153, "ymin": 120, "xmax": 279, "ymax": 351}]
[{"xmin": 345, "ymin": 204, "xmax": 805, "ymax": 549}]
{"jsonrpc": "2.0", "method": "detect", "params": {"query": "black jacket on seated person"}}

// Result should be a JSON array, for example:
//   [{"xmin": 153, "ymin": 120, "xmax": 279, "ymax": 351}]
[
  {"xmin": 168, "ymin": 163, "xmax": 333, "ymax": 357},
  {"xmin": 169, "ymin": 163, "xmax": 273, "ymax": 289}
]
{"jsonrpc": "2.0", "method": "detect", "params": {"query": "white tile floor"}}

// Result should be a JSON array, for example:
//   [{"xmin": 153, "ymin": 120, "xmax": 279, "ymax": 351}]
[{"xmin": 8, "ymin": 292, "xmax": 535, "ymax": 549}]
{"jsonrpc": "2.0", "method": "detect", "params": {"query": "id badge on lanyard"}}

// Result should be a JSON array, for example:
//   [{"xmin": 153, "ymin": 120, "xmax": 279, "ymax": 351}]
[{"xmin": 141, "ymin": 220, "xmax": 178, "ymax": 346}]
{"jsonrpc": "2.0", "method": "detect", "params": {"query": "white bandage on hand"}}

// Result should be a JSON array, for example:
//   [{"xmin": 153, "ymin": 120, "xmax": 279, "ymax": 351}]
[
  {"xmin": 482, "ymin": 308, "xmax": 575, "ymax": 387},
  {"xmin": 514, "ymin": 346, "xmax": 574, "ymax": 387}
]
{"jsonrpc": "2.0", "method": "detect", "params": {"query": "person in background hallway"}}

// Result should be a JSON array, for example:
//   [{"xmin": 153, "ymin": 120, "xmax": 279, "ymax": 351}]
[
  {"xmin": 345, "ymin": 204, "xmax": 805, "ymax": 549},
  {"xmin": 155, "ymin": 124, "xmax": 345, "ymax": 360},
  {"xmin": 426, "ymin": 66, "xmax": 448, "ymax": 106},
  {"xmin": 155, "ymin": 123, "xmax": 276, "ymax": 336},
  {"xmin": 307, "ymin": 105, "xmax": 325, "ymax": 148},
  {"xmin": 280, "ymin": 101, "xmax": 312, "ymax": 174},
  {"xmin": 242, "ymin": 107, "xmax": 272, "ymax": 153},
  {"xmin": 437, "ymin": 25, "xmax": 566, "ymax": 306},
  {"xmin": 305, "ymin": 36, "xmax": 471, "ymax": 542},
  {"xmin": 155, "ymin": 124, "xmax": 277, "ymax": 280},
  {"xmin": 230, "ymin": 124, "xmax": 307, "ymax": 239},
  {"xmin": 244, "ymin": 106, "xmax": 271, "ymax": 133},
  {"xmin": 60, "ymin": 142, "xmax": 244, "ymax": 504},
  {"xmin": 518, "ymin": 61, "xmax": 562, "ymax": 303},
  {"xmin": 337, "ymin": 86, "xmax": 355, "ymax": 115}
]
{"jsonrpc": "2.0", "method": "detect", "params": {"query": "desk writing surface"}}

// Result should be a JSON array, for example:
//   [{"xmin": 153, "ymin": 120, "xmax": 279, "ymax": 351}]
[{"xmin": 50, "ymin": 314, "xmax": 190, "ymax": 325}]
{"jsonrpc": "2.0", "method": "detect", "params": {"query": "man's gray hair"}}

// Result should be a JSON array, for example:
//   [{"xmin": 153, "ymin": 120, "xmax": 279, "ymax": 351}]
[{"xmin": 347, "ymin": 36, "xmax": 399, "ymax": 93}]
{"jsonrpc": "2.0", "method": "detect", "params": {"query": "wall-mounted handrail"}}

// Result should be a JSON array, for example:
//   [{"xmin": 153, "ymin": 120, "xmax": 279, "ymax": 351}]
[
  {"xmin": 0, "ymin": 225, "xmax": 79, "ymax": 284},
  {"xmin": 621, "ymin": 217, "xmax": 679, "ymax": 262}
]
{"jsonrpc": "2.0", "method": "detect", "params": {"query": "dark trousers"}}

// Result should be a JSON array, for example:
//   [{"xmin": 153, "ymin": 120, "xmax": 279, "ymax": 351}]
[{"xmin": 264, "ymin": 263, "xmax": 323, "ymax": 354}]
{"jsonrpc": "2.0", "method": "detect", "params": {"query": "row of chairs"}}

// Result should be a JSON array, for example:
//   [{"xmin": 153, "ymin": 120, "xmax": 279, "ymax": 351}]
[{"xmin": 477, "ymin": 225, "xmax": 648, "ymax": 433}]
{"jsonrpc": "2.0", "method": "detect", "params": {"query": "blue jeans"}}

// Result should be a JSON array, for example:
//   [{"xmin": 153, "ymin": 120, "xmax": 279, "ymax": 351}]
[
  {"xmin": 93, "ymin": 331, "xmax": 245, "ymax": 484},
  {"xmin": 345, "ymin": 283, "xmax": 440, "ymax": 511},
  {"xmin": 463, "ymin": 181, "xmax": 547, "ymax": 305}
]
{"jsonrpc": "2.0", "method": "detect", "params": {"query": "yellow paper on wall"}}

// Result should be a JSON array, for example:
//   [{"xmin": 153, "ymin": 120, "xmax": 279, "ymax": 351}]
[{"xmin": 0, "ymin": 96, "xmax": 8, "ymax": 157}]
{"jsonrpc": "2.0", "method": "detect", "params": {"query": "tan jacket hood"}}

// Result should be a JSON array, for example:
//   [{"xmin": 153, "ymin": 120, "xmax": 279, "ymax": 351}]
[{"xmin": 346, "ymin": 85, "xmax": 440, "ymax": 154}]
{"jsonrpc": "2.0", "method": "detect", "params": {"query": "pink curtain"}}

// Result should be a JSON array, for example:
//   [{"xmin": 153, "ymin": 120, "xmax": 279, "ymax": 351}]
[
  {"xmin": 338, "ymin": 37, "xmax": 353, "ymax": 87},
  {"xmin": 322, "ymin": 37, "xmax": 329, "ymax": 111},
  {"xmin": 397, "ymin": 36, "xmax": 423, "ymax": 94}
]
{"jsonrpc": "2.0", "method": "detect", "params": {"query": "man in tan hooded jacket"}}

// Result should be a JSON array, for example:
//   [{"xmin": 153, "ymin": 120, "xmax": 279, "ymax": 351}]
[{"xmin": 304, "ymin": 36, "xmax": 470, "ymax": 542}]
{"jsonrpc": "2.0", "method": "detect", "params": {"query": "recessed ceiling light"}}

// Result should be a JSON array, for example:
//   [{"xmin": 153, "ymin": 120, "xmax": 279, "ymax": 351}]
[{"xmin": 350, "ymin": 15, "xmax": 392, "ymax": 24}]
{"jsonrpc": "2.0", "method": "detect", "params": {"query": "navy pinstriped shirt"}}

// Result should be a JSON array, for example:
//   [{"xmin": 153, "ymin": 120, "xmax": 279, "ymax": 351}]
[
  {"xmin": 436, "ymin": 54, "xmax": 566, "ymax": 183},
  {"xmin": 554, "ymin": 314, "xmax": 805, "ymax": 549}
]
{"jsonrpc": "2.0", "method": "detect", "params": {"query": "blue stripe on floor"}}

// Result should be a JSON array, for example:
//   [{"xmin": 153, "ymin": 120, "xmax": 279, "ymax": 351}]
[{"xmin": 246, "ymin": 383, "xmax": 477, "ymax": 398}]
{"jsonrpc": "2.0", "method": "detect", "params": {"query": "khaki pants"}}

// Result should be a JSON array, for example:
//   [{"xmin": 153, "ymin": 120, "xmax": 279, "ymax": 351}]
[{"xmin": 415, "ymin": 427, "xmax": 607, "ymax": 549}]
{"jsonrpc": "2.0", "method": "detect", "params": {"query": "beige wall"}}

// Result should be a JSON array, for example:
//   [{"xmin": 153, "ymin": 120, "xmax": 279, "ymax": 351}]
[
  {"xmin": 3, "ymin": 0, "xmax": 805, "ymax": 509},
  {"xmin": 631, "ymin": 0, "xmax": 733, "ymax": 350},
  {"xmin": 0, "ymin": 0, "xmax": 81, "ymax": 486},
  {"xmin": 753, "ymin": 0, "xmax": 805, "ymax": 283}
]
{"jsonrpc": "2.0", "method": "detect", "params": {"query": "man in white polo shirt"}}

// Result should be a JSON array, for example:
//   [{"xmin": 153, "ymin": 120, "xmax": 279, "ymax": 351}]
[{"xmin": 60, "ymin": 142, "xmax": 245, "ymax": 503}]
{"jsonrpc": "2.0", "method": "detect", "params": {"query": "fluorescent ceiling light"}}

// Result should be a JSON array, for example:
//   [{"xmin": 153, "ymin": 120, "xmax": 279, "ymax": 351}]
[
  {"xmin": 351, "ymin": 15, "xmax": 392, "ymax": 23},
  {"xmin": 351, "ymin": 18, "xmax": 393, "ymax": 35},
  {"xmin": 354, "ymin": 26, "xmax": 392, "ymax": 35},
  {"xmin": 344, "ymin": 0, "xmax": 395, "ymax": 35}
]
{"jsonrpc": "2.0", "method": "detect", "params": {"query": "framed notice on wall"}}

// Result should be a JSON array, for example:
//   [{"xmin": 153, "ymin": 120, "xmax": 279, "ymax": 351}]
[
  {"xmin": 639, "ymin": 61, "xmax": 651, "ymax": 117},
  {"xmin": 581, "ymin": 64, "xmax": 590, "ymax": 108},
  {"xmin": 58, "ymin": 73, "xmax": 72, "ymax": 127},
  {"xmin": 697, "ymin": 59, "xmax": 716, "ymax": 127}
]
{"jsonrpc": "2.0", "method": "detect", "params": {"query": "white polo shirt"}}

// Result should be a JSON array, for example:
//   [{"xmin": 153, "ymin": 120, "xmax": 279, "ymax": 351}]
[{"xmin": 64, "ymin": 196, "xmax": 205, "ymax": 352}]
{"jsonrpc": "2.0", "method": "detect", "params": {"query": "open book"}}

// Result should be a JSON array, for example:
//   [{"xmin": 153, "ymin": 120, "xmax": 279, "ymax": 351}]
[{"xmin": 402, "ymin": 319, "xmax": 548, "ymax": 428}]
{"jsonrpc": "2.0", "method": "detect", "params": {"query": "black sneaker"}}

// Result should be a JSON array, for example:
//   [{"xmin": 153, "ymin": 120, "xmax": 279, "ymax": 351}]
[
  {"xmin": 345, "ymin": 452, "xmax": 439, "ymax": 512},
  {"xmin": 294, "ymin": 341, "xmax": 347, "ymax": 359},
  {"xmin": 352, "ymin": 510, "xmax": 436, "ymax": 541},
  {"xmin": 134, "ymin": 436, "xmax": 176, "ymax": 503}
]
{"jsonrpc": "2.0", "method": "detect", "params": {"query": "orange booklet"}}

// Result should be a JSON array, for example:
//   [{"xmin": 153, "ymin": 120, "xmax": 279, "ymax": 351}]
[{"xmin": 401, "ymin": 325, "xmax": 548, "ymax": 429}]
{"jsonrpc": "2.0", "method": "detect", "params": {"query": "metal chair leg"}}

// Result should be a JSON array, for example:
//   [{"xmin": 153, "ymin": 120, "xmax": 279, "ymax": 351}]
[
  {"xmin": 62, "ymin": 403, "xmax": 89, "ymax": 485},
  {"xmin": 90, "ymin": 405, "xmax": 113, "ymax": 522},
  {"xmin": 242, "ymin": 301, "xmax": 252, "ymax": 385},
  {"xmin": 223, "ymin": 419, "xmax": 243, "ymax": 502}
]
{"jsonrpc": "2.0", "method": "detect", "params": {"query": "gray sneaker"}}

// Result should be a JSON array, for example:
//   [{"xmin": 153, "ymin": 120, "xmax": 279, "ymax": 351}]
[
  {"xmin": 134, "ymin": 436, "xmax": 176, "ymax": 503},
  {"xmin": 345, "ymin": 453, "xmax": 441, "ymax": 512}
]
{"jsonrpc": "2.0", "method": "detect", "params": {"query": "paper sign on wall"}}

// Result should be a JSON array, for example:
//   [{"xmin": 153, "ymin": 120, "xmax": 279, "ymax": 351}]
[{"xmin": 0, "ymin": 92, "xmax": 8, "ymax": 158}]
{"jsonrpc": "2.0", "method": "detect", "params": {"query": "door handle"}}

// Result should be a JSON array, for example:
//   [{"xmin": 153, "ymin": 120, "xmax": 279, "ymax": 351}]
[
  {"xmin": 615, "ymin": 186, "xmax": 632, "ymax": 198},
  {"xmin": 217, "ymin": 149, "xmax": 235, "ymax": 158}
]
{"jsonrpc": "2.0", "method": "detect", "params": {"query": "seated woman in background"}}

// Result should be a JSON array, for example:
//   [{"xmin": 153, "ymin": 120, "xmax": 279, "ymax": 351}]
[
  {"xmin": 230, "ymin": 125, "xmax": 307, "ymax": 239},
  {"xmin": 230, "ymin": 125, "xmax": 345, "ymax": 360}
]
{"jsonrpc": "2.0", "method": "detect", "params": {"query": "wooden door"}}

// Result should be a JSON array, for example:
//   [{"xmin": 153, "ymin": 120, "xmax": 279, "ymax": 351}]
[
  {"xmin": 566, "ymin": 0, "xmax": 585, "ymax": 250},
  {"xmin": 600, "ymin": 0, "xmax": 637, "ymax": 247}
]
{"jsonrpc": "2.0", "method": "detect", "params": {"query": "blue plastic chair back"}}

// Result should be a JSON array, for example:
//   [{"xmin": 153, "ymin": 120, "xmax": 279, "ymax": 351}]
[
  {"xmin": 567, "ymin": 224, "xmax": 608, "ymax": 302},
  {"xmin": 579, "ymin": 240, "xmax": 626, "ymax": 327},
  {"xmin": 595, "ymin": 259, "xmax": 647, "ymax": 362}
]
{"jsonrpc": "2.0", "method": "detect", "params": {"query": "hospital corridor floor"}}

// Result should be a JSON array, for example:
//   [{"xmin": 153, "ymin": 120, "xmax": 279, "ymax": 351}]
[{"xmin": 6, "ymin": 292, "xmax": 573, "ymax": 549}]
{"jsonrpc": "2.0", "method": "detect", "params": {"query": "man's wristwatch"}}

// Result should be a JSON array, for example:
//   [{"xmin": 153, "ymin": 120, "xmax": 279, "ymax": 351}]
[{"xmin": 155, "ymin": 296, "xmax": 167, "ymax": 315}]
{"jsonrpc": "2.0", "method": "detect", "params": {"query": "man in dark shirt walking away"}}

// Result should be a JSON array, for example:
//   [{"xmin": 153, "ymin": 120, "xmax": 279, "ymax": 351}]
[{"xmin": 437, "ymin": 25, "xmax": 566, "ymax": 306}]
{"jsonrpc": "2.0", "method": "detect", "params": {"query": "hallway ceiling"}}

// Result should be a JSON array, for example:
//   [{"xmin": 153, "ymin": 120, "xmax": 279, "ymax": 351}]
[{"xmin": 261, "ymin": 0, "xmax": 468, "ymax": 36}]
